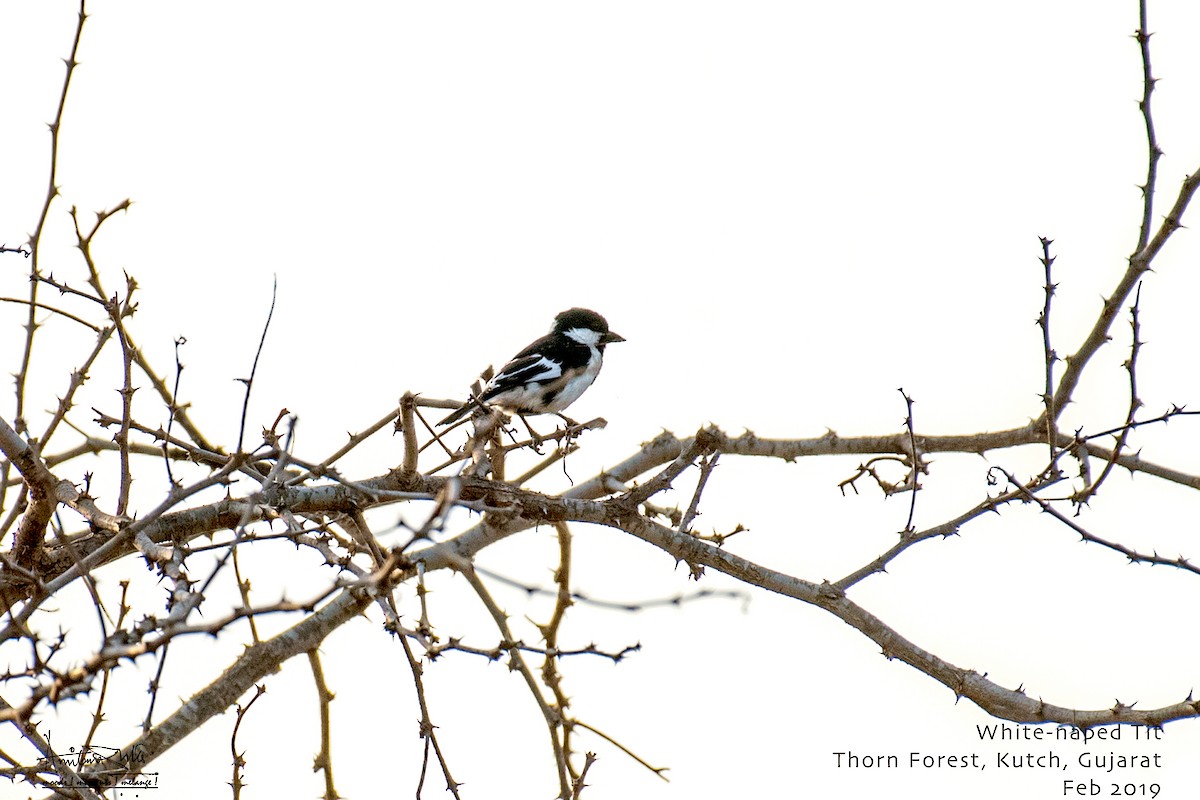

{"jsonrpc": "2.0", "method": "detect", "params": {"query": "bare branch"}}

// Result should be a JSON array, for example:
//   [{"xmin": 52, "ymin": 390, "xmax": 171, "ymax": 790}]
[
  {"xmin": 1134, "ymin": 0, "xmax": 1162, "ymax": 253},
  {"xmin": 235, "ymin": 276, "xmax": 278, "ymax": 454},
  {"xmin": 307, "ymin": 652, "xmax": 338, "ymax": 800},
  {"xmin": 460, "ymin": 564, "xmax": 571, "ymax": 799}
]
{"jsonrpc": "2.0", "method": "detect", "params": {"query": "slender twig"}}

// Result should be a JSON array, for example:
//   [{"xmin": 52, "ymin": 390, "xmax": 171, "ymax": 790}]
[
  {"xmin": 622, "ymin": 430, "xmax": 714, "ymax": 506},
  {"xmin": 573, "ymin": 720, "xmax": 668, "ymax": 782},
  {"xmin": 307, "ymin": 650, "xmax": 339, "ymax": 800},
  {"xmin": 898, "ymin": 388, "xmax": 920, "ymax": 532},
  {"xmin": 230, "ymin": 684, "xmax": 267, "ymax": 800},
  {"xmin": 80, "ymin": 581, "xmax": 131, "ymax": 758},
  {"xmin": 833, "ymin": 482, "xmax": 1038, "ymax": 591},
  {"xmin": 236, "ymin": 276, "xmax": 277, "ymax": 454},
  {"xmin": 460, "ymin": 565, "xmax": 571, "ymax": 799},
  {"xmin": 571, "ymin": 752, "xmax": 598, "ymax": 799},
  {"xmin": 90, "ymin": 409, "xmax": 230, "ymax": 468},
  {"xmin": 397, "ymin": 627, "xmax": 462, "ymax": 799},
  {"xmin": 142, "ymin": 643, "xmax": 170, "ymax": 732},
  {"xmin": 70, "ymin": 203, "xmax": 136, "ymax": 514},
  {"xmin": 678, "ymin": 452, "xmax": 718, "ymax": 535},
  {"xmin": 1134, "ymin": 0, "xmax": 1161, "ymax": 253},
  {"xmin": 473, "ymin": 563, "xmax": 748, "ymax": 612},
  {"xmin": 540, "ymin": 522, "xmax": 577, "ymax": 779},
  {"xmin": 289, "ymin": 405, "xmax": 402, "ymax": 486},
  {"xmin": 1071, "ymin": 283, "xmax": 1146, "ymax": 507},
  {"xmin": 0, "ymin": 296, "xmax": 102, "ymax": 331},
  {"xmin": 1036, "ymin": 237, "xmax": 1059, "ymax": 451},
  {"xmin": 13, "ymin": 0, "xmax": 88, "ymax": 441},
  {"xmin": 232, "ymin": 546, "xmax": 260, "ymax": 643},
  {"xmin": 131, "ymin": 342, "xmax": 216, "ymax": 453},
  {"xmin": 38, "ymin": 323, "xmax": 117, "ymax": 455},
  {"xmin": 995, "ymin": 466, "xmax": 1199, "ymax": 575},
  {"xmin": 425, "ymin": 638, "xmax": 641, "ymax": 664},
  {"xmin": 163, "ymin": 336, "xmax": 188, "ymax": 487}
]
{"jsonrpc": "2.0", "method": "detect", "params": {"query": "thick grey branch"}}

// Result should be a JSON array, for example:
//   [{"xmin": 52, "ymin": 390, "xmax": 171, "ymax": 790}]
[{"xmin": 77, "ymin": 586, "xmax": 373, "ymax": 787}]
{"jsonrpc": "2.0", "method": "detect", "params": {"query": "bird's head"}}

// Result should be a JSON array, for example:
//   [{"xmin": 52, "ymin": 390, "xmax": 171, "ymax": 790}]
[{"xmin": 554, "ymin": 308, "xmax": 625, "ymax": 348}]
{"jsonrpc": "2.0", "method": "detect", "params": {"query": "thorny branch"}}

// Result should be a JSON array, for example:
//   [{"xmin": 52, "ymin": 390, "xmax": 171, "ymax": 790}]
[
  {"xmin": 1037, "ymin": 236, "xmax": 1059, "ymax": 459},
  {"xmin": 460, "ymin": 563, "xmax": 571, "ymax": 799},
  {"xmin": 307, "ymin": 651, "xmax": 338, "ymax": 800},
  {"xmin": 230, "ymin": 684, "xmax": 266, "ymax": 800}
]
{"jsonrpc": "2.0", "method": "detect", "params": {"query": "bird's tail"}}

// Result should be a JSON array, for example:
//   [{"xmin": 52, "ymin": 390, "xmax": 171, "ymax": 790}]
[
  {"xmin": 437, "ymin": 392, "xmax": 488, "ymax": 426},
  {"xmin": 436, "ymin": 403, "xmax": 470, "ymax": 426}
]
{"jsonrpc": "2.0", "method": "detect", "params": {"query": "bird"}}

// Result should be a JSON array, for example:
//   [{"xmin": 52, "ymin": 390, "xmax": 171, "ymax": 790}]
[{"xmin": 438, "ymin": 308, "xmax": 624, "ymax": 427}]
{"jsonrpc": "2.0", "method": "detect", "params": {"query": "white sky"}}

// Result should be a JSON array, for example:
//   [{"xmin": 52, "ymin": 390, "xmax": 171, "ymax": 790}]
[{"xmin": 3, "ymin": 2, "xmax": 1200, "ymax": 798}]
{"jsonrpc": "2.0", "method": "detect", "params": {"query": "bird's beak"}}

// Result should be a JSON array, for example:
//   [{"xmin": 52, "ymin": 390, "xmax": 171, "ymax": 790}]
[{"xmin": 603, "ymin": 331, "xmax": 626, "ymax": 344}]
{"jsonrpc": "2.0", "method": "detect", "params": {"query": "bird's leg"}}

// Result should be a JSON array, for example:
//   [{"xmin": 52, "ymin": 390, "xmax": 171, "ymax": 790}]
[
  {"xmin": 555, "ymin": 413, "xmax": 585, "ymax": 444},
  {"xmin": 517, "ymin": 414, "xmax": 546, "ymax": 453},
  {"xmin": 554, "ymin": 412, "xmax": 585, "ymax": 454}
]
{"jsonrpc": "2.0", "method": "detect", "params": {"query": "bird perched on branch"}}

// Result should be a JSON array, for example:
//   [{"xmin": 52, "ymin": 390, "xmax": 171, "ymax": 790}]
[{"xmin": 438, "ymin": 308, "xmax": 624, "ymax": 426}]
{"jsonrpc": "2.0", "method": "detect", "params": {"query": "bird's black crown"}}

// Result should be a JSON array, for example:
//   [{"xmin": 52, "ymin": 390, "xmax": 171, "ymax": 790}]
[{"xmin": 552, "ymin": 308, "xmax": 612, "ymax": 335}]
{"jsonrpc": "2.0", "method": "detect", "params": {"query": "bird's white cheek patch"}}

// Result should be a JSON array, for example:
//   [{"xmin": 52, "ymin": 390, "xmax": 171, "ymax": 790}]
[{"xmin": 564, "ymin": 327, "xmax": 604, "ymax": 347}]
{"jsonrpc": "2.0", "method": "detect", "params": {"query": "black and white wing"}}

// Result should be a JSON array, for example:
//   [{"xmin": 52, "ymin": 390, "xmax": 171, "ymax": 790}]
[
  {"xmin": 482, "ymin": 338, "xmax": 563, "ymax": 401},
  {"xmin": 438, "ymin": 334, "xmax": 566, "ymax": 425}
]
